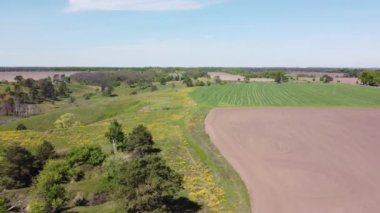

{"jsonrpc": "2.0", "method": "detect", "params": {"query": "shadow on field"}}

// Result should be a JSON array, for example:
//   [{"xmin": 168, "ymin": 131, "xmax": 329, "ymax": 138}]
[{"xmin": 165, "ymin": 196, "xmax": 202, "ymax": 213}]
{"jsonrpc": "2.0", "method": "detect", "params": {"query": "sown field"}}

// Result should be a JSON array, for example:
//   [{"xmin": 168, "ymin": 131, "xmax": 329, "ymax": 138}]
[
  {"xmin": 191, "ymin": 83, "xmax": 380, "ymax": 107},
  {"xmin": 206, "ymin": 108, "xmax": 380, "ymax": 213}
]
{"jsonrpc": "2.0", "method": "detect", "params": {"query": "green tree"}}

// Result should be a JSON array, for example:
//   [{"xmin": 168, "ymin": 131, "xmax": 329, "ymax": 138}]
[
  {"xmin": 105, "ymin": 120, "xmax": 124, "ymax": 155},
  {"xmin": 39, "ymin": 79, "xmax": 56, "ymax": 100},
  {"xmin": 30, "ymin": 160, "xmax": 72, "ymax": 212},
  {"xmin": 123, "ymin": 125, "xmax": 154, "ymax": 156},
  {"xmin": 159, "ymin": 77, "xmax": 167, "ymax": 85},
  {"xmin": 0, "ymin": 144, "xmax": 35, "ymax": 189},
  {"xmin": 34, "ymin": 141, "xmax": 56, "ymax": 171},
  {"xmin": 214, "ymin": 76, "xmax": 222, "ymax": 84},
  {"xmin": 320, "ymin": 75, "xmax": 334, "ymax": 83},
  {"xmin": 111, "ymin": 155, "xmax": 183, "ymax": 212},
  {"xmin": 67, "ymin": 144, "xmax": 106, "ymax": 166}
]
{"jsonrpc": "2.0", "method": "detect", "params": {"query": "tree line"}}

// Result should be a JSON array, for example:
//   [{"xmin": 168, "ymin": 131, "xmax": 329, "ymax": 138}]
[{"xmin": 0, "ymin": 75, "xmax": 71, "ymax": 116}]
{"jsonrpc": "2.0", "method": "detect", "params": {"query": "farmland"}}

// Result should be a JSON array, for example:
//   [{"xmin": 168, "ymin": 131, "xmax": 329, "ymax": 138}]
[
  {"xmin": 2, "ymin": 70, "xmax": 380, "ymax": 212},
  {"xmin": 191, "ymin": 83, "xmax": 380, "ymax": 107},
  {"xmin": 206, "ymin": 108, "xmax": 380, "ymax": 213}
]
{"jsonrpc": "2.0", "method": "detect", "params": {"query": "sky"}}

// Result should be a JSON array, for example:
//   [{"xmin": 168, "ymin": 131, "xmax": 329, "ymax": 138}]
[{"xmin": 0, "ymin": 0, "xmax": 379, "ymax": 67}]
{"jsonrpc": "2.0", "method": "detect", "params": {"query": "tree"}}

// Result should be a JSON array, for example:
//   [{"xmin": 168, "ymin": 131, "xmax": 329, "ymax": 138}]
[
  {"xmin": 39, "ymin": 79, "xmax": 56, "ymax": 100},
  {"xmin": 274, "ymin": 71, "xmax": 288, "ymax": 84},
  {"xmin": 0, "ymin": 144, "xmax": 35, "ymax": 189},
  {"xmin": 104, "ymin": 86, "xmax": 114, "ymax": 97},
  {"xmin": 105, "ymin": 120, "xmax": 124, "ymax": 155},
  {"xmin": 16, "ymin": 123, "xmax": 27, "ymax": 131},
  {"xmin": 182, "ymin": 77, "xmax": 193, "ymax": 87},
  {"xmin": 214, "ymin": 76, "xmax": 222, "ymax": 84},
  {"xmin": 123, "ymin": 125, "xmax": 155, "ymax": 156},
  {"xmin": 159, "ymin": 77, "xmax": 167, "ymax": 85},
  {"xmin": 34, "ymin": 141, "xmax": 56, "ymax": 171},
  {"xmin": 54, "ymin": 113, "xmax": 80, "ymax": 128},
  {"xmin": 359, "ymin": 70, "xmax": 380, "ymax": 86},
  {"xmin": 320, "ymin": 75, "xmax": 334, "ymax": 83},
  {"xmin": 14, "ymin": 75, "xmax": 24, "ymax": 83},
  {"xmin": 30, "ymin": 160, "xmax": 71, "ymax": 213},
  {"xmin": 110, "ymin": 155, "xmax": 183, "ymax": 212},
  {"xmin": 67, "ymin": 144, "xmax": 106, "ymax": 166}
]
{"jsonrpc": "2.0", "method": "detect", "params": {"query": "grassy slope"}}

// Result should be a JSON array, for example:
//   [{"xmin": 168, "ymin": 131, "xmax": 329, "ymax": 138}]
[
  {"xmin": 191, "ymin": 83, "xmax": 380, "ymax": 107},
  {"xmin": 0, "ymin": 83, "xmax": 250, "ymax": 212}
]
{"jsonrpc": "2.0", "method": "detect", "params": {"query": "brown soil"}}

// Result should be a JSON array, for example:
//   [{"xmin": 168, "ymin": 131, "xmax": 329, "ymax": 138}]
[{"xmin": 205, "ymin": 108, "xmax": 380, "ymax": 213}]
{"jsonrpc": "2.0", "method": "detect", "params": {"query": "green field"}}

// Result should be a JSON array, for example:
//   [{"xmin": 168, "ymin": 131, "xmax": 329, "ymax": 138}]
[{"xmin": 191, "ymin": 83, "xmax": 380, "ymax": 107}]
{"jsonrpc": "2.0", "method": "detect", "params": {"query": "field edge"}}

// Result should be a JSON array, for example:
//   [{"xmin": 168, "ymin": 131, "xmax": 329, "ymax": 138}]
[{"xmin": 185, "ymin": 108, "xmax": 251, "ymax": 212}]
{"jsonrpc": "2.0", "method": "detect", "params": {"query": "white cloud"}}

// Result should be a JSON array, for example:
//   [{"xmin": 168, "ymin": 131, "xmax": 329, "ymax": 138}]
[{"xmin": 67, "ymin": 0, "xmax": 214, "ymax": 12}]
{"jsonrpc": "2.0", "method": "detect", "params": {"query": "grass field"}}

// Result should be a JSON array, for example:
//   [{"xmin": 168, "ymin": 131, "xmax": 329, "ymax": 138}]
[{"xmin": 191, "ymin": 83, "xmax": 380, "ymax": 107}]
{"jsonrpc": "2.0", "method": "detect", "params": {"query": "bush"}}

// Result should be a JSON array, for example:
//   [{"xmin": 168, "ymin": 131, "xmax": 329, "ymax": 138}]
[
  {"xmin": 54, "ymin": 113, "xmax": 80, "ymax": 129},
  {"xmin": 34, "ymin": 141, "xmax": 56, "ymax": 171},
  {"xmin": 73, "ymin": 192, "xmax": 88, "ymax": 206},
  {"xmin": 182, "ymin": 78, "xmax": 193, "ymax": 87},
  {"xmin": 130, "ymin": 91, "xmax": 138, "ymax": 95},
  {"xmin": 30, "ymin": 160, "xmax": 71, "ymax": 213},
  {"xmin": 0, "ymin": 197, "xmax": 9, "ymax": 213},
  {"xmin": 151, "ymin": 85, "xmax": 158, "ymax": 92},
  {"xmin": 320, "ymin": 75, "xmax": 334, "ymax": 83},
  {"xmin": 28, "ymin": 200, "xmax": 48, "ymax": 213},
  {"xmin": 195, "ymin": 80, "xmax": 205, "ymax": 87},
  {"xmin": 16, "ymin": 123, "xmax": 27, "ymax": 131},
  {"xmin": 83, "ymin": 93, "xmax": 94, "ymax": 100},
  {"xmin": 67, "ymin": 144, "xmax": 106, "ymax": 167},
  {"xmin": 69, "ymin": 96, "xmax": 76, "ymax": 103}
]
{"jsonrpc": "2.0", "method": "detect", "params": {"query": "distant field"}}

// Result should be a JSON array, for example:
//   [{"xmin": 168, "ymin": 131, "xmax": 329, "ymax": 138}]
[{"xmin": 191, "ymin": 83, "xmax": 380, "ymax": 107}]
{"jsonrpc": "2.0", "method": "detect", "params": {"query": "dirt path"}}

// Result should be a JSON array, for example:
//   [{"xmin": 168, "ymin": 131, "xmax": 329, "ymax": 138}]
[{"xmin": 205, "ymin": 108, "xmax": 380, "ymax": 213}]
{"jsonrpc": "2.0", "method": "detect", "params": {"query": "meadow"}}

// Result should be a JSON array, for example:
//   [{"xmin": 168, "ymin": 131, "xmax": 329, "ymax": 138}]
[
  {"xmin": 191, "ymin": 83, "xmax": 380, "ymax": 107},
  {"xmin": 0, "ymin": 82, "xmax": 250, "ymax": 212}
]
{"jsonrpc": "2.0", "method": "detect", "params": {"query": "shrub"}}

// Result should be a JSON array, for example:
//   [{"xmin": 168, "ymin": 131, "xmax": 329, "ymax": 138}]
[
  {"xmin": 54, "ymin": 113, "xmax": 78, "ymax": 129},
  {"xmin": 67, "ymin": 144, "xmax": 106, "ymax": 167},
  {"xmin": 16, "ymin": 123, "xmax": 27, "ymax": 131},
  {"xmin": 151, "ymin": 85, "xmax": 158, "ymax": 92},
  {"xmin": 130, "ymin": 91, "xmax": 138, "ymax": 95},
  {"xmin": 320, "ymin": 75, "xmax": 334, "ymax": 83},
  {"xmin": 34, "ymin": 141, "xmax": 56, "ymax": 171},
  {"xmin": 195, "ymin": 80, "xmax": 205, "ymax": 87},
  {"xmin": 30, "ymin": 160, "xmax": 71, "ymax": 213},
  {"xmin": 69, "ymin": 96, "xmax": 76, "ymax": 103},
  {"xmin": 28, "ymin": 200, "xmax": 48, "ymax": 213},
  {"xmin": 73, "ymin": 192, "xmax": 88, "ymax": 206},
  {"xmin": 0, "ymin": 197, "xmax": 9, "ymax": 213},
  {"xmin": 83, "ymin": 93, "xmax": 94, "ymax": 100}
]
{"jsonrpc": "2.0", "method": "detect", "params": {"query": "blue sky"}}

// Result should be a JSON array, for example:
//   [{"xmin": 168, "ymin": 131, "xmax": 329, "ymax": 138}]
[{"xmin": 0, "ymin": 0, "xmax": 379, "ymax": 67}]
